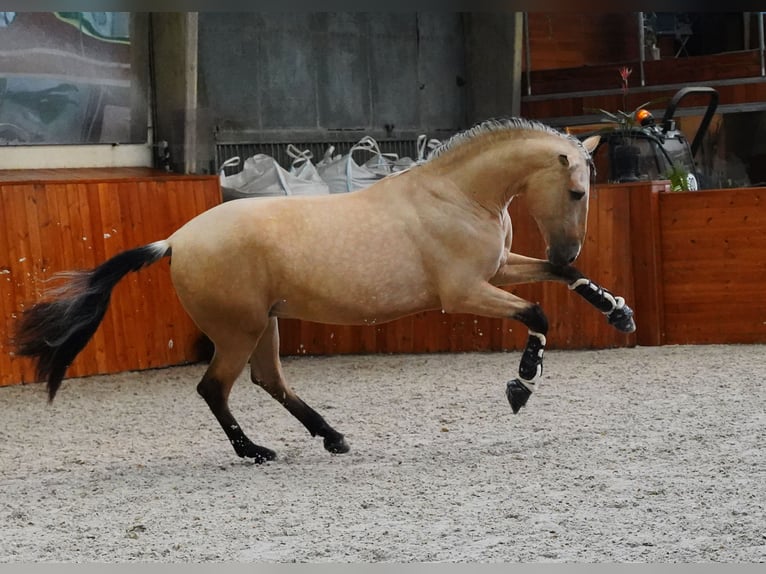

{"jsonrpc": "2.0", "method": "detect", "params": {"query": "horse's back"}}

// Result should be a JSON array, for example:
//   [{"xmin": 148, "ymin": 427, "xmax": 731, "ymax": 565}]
[{"xmin": 166, "ymin": 184, "xmax": 441, "ymax": 325}]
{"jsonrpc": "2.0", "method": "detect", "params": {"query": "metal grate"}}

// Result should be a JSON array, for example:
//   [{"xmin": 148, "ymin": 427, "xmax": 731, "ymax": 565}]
[{"xmin": 215, "ymin": 138, "xmax": 424, "ymax": 176}]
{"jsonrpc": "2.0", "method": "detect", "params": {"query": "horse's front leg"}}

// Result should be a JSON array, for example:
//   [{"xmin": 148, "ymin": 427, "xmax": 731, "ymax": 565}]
[
  {"xmin": 490, "ymin": 252, "xmax": 636, "ymax": 334},
  {"xmin": 567, "ymin": 277, "xmax": 636, "ymax": 333},
  {"xmin": 440, "ymin": 283, "xmax": 549, "ymax": 414}
]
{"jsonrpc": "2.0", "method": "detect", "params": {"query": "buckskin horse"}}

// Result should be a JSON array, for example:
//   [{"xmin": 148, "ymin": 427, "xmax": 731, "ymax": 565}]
[{"xmin": 14, "ymin": 118, "xmax": 635, "ymax": 463}]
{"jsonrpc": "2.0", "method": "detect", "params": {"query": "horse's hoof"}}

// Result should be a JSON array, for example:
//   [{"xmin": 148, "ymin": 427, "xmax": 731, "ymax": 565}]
[
  {"xmin": 239, "ymin": 444, "xmax": 277, "ymax": 463},
  {"xmin": 608, "ymin": 303, "xmax": 636, "ymax": 333},
  {"xmin": 324, "ymin": 433, "xmax": 350, "ymax": 454},
  {"xmin": 506, "ymin": 379, "xmax": 532, "ymax": 414}
]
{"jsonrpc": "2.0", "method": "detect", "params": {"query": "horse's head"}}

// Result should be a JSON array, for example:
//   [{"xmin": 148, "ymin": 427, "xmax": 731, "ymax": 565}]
[{"xmin": 523, "ymin": 134, "xmax": 600, "ymax": 267}]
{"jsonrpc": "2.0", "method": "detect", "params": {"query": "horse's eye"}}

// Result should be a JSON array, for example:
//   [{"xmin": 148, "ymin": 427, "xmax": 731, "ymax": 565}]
[{"xmin": 569, "ymin": 189, "xmax": 586, "ymax": 201}]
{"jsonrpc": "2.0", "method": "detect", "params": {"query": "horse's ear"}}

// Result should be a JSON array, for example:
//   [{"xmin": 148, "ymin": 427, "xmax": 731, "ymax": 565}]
[
  {"xmin": 558, "ymin": 154, "xmax": 569, "ymax": 167},
  {"xmin": 581, "ymin": 135, "xmax": 601, "ymax": 154}
]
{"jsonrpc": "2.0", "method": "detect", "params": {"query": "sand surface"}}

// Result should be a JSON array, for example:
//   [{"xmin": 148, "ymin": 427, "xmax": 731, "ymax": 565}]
[{"xmin": 1, "ymin": 344, "xmax": 764, "ymax": 562}]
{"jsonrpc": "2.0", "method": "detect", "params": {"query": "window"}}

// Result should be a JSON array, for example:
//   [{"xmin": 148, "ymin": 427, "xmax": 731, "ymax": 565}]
[{"xmin": 0, "ymin": 12, "xmax": 149, "ymax": 150}]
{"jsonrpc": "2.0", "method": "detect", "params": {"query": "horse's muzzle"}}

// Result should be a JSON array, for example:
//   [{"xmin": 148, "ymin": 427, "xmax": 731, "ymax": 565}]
[{"xmin": 547, "ymin": 243, "xmax": 581, "ymax": 267}]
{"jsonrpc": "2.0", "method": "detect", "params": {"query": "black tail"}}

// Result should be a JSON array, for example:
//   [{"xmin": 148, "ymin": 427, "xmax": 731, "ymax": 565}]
[{"xmin": 13, "ymin": 241, "xmax": 171, "ymax": 401}]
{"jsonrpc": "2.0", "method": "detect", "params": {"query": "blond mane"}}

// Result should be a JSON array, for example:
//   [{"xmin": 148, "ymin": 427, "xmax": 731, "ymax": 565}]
[{"xmin": 426, "ymin": 117, "xmax": 593, "ymax": 168}]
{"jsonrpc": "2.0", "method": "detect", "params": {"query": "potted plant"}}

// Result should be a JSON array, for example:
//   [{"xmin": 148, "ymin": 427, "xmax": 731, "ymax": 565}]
[
  {"xmin": 597, "ymin": 104, "xmax": 652, "ymax": 183},
  {"xmin": 589, "ymin": 67, "xmax": 666, "ymax": 183},
  {"xmin": 665, "ymin": 162, "xmax": 698, "ymax": 191}
]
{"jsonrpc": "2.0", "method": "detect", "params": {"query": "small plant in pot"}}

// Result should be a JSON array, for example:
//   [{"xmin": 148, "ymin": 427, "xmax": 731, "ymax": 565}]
[
  {"xmin": 590, "ymin": 67, "xmax": 665, "ymax": 183},
  {"xmin": 665, "ymin": 162, "xmax": 697, "ymax": 191},
  {"xmin": 597, "ymin": 104, "xmax": 654, "ymax": 183}
]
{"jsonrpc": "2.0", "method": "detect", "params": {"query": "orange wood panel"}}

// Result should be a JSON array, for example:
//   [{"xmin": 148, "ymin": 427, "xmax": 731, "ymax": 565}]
[
  {"xmin": 0, "ymin": 169, "xmax": 221, "ymax": 386},
  {"xmin": 658, "ymin": 187, "xmax": 766, "ymax": 344},
  {"xmin": 524, "ymin": 50, "xmax": 762, "ymax": 97},
  {"xmin": 628, "ymin": 182, "xmax": 670, "ymax": 346},
  {"xmin": 525, "ymin": 13, "xmax": 639, "ymax": 72}
]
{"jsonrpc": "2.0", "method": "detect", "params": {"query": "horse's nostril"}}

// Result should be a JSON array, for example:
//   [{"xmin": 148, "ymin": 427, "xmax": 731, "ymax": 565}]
[{"xmin": 549, "ymin": 245, "xmax": 580, "ymax": 266}]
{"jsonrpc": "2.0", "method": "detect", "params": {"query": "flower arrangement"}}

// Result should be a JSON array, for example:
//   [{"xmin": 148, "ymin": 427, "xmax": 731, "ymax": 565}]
[
  {"xmin": 585, "ymin": 67, "xmax": 666, "ymax": 182},
  {"xmin": 594, "ymin": 67, "xmax": 656, "ymax": 137}
]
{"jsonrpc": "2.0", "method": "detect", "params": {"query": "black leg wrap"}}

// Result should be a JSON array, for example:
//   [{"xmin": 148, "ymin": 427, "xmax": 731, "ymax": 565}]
[
  {"xmin": 607, "ymin": 302, "xmax": 636, "ymax": 333},
  {"xmin": 570, "ymin": 279, "xmax": 636, "ymax": 333},
  {"xmin": 506, "ymin": 379, "xmax": 532, "ymax": 414},
  {"xmin": 519, "ymin": 334, "xmax": 545, "ymax": 381},
  {"xmin": 508, "ymin": 306, "xmax": 548, "ymax": 415},
  {"xmin": 571, "ymin": 280, "xmax": 616, "ymax": 313}
]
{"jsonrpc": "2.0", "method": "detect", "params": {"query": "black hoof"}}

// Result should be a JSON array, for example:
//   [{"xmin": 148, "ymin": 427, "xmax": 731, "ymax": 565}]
[
  {"xmin": 324, "ymin": 433, "xmax": 350, "ymax": 454},
  {"xmin": 506, "ymin": 379, "xmax": 532, "ymax": 414},
  {"xmin": 236, "ymin": 443, "xmax": 277, "ymax": 463},
  {"xmin": 608, "ymin": 303, "xmax": 636, "ymax": 333}
]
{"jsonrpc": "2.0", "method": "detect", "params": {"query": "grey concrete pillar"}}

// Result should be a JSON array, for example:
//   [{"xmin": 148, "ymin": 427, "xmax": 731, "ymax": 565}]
[
  {"xmin": 150, "ymin": 12, "xmax": 198, "ymax": 174},
  {"xmin": 462, "ymin": 12, "xmax": 523, "ymax": 125}
]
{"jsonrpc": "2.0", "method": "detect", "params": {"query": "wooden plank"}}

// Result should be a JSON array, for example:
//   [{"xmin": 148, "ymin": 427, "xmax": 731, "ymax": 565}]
[
  {"xmin": 658, "ymin": 187, "xmax": 766, "ymax": 345},
  {"xmin": 592, "ymin": 183, "xmax": 634, "ymax": 348},
  {"xmin": 109, "ymin": 181, "xmax": 140, "ymax": 373},
  {"xmin": 0, "ymin": 186, "xmax": 29, "ymax": 384},
  {"xmin": 0, "ymin": 167, "xmax": 219, "ymax": 184},
  {"xmin": 0, "ymin": 172, "xmax": 221, "ymax": 386},
  {"xmin": 72, "ymin": 182, "xmax": 105, "ymax": 376},
  {"xmin": 523, "ymin": 81, "xmax": 766, "ymax": 125},
  {"xmin": 662, "ymin": 260, "xmax": 766, "ymax": 285},
  {"xmin": 97, "ymin": 181, "xmax": 131, "ymax": 375},
  {"xmin": 663, "ymin": 303, "xmax": 766, "ymax": 344},
  {"xmin": 628, "ymin": 182, "xmax": 668, "ymax": 346},
  {"xmin": 149, "ymin": 179, "xmax": 175, "ymax": 367},
  {"xmin": 134, "ymin": 179, "xmax": 159, "ymax": 368},
  {"xmin": 83, "ymin": 182, "xmax": 113, "ymax": 374},
  {"xmin": 525, "ymin": 13, "xmax": 639, "ymax": 73},
  {"xmin": 524, "ymin": 49, "xmax": 762, "ymax": 96}
]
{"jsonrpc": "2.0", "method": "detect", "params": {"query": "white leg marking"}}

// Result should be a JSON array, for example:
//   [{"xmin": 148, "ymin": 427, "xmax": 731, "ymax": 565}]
[
  {"xmin": 568, "ymin": 278, "xmax": 591, "ymax": 290},
  {"xmin": 521, "ymin": 331, "xmax": 547, "ymax": 388}
]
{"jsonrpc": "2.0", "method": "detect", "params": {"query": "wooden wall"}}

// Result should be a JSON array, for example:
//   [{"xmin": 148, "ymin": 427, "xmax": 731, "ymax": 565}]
[
  {"xmin": 521, "ymin": 34, "xmax": 766, "ymax": 126},
  {"xmin": 3, "ymin": 172, "xmax": 763, "ymax": 387},
  {"xmin": 523, "ymin": 79, "xmax": 766, "ymax": 128},
  {"xmin": 524, "ymin": 50, "xmax": 763, "ymax": 98},
  {"xmin": 620, "ymin": 183, "xmax": 766, "ymax": 346},
  {"xmin": 0, "ymin": 169, "xmax": 221, "ymax": 387},
  {"xmin": 525, "ymin": 13, "xmax": 639, "ymax": 71},
  {"xmin": 658, "ymin": 187, "xmax": 766, "ymax": 344}
]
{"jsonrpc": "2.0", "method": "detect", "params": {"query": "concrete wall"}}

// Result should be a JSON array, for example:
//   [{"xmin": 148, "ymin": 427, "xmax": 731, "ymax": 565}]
[
  {"xmin": 151, "ymin": 13, "xmax": 198, "ymax": 174},
  {"xmin": 150, "ymin": 12, "xmax": 523, "ymax": 174},
  {"xmin": 462, "ymin": 13, "xmax": 523, "ymax": 124},
  {"xmin": 197, "ymin": 13, "xmax": 466, "ymax": 137},
  {"xmin": 195, "ymin": 13, "xmax": 468, "ymax": 172}
]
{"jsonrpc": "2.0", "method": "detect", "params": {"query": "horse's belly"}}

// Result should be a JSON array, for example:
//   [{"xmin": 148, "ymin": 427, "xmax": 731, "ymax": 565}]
[{"xmin": 272, "ymin": 273, "xmax": 439, "ymax": 326}]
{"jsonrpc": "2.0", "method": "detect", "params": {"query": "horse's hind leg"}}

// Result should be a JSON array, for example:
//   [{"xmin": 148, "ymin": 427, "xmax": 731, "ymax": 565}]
[
  {"xmin": 196, "ymin": 333, "xmax": 277, "ymax": 463},
  {"xmin": 249, "ymin": 318, "xmax": 349, "ymax": 454}
]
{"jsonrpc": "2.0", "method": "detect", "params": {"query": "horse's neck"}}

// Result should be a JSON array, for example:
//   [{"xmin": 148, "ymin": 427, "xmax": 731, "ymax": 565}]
[{"xmin": 430, "ymin": 137, "xmax": 535, "ymax": 212}]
